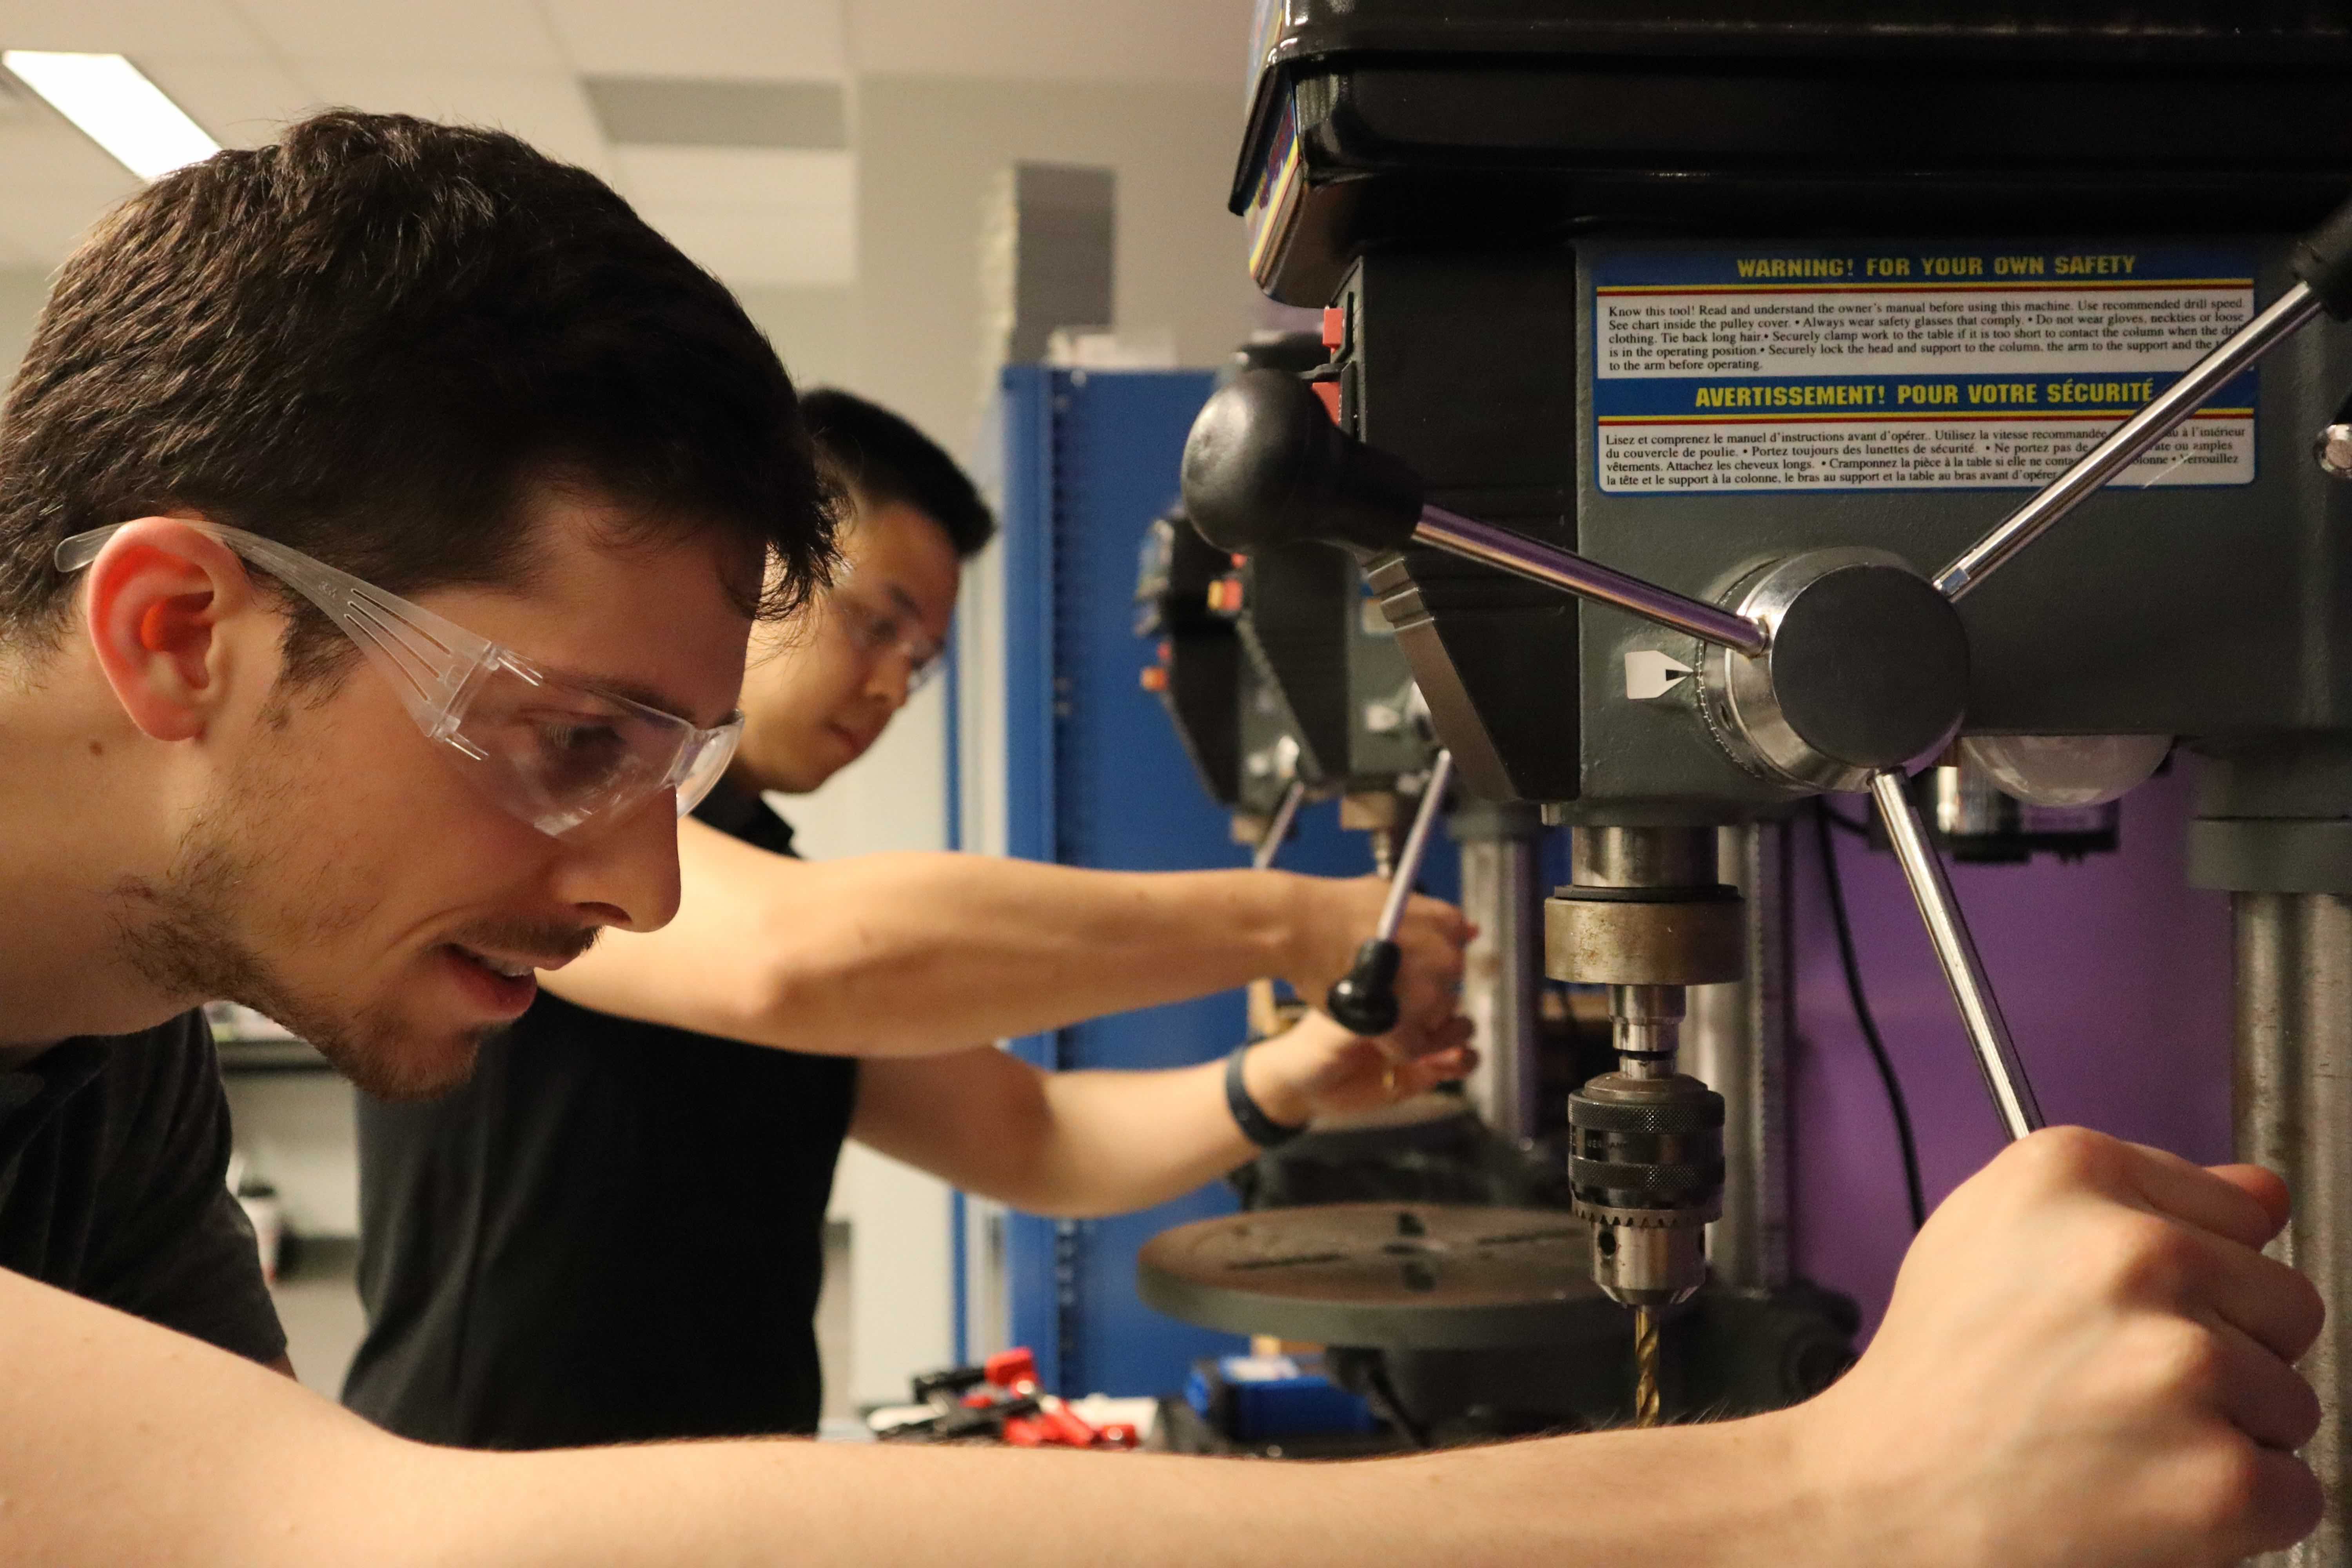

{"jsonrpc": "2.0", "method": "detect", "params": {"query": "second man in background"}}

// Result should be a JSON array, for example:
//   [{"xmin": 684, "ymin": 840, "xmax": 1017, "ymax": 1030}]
[{"xmin": 345, "ymin": 389, "xmax": 1477, "ymax": 1447}]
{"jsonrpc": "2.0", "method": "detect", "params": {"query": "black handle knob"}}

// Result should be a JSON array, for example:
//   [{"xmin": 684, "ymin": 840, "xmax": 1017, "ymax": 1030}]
[
  {"xmin": 1325, "ymin": 937, "xmax": 1403, "ymax": 1035},
  {"xmin": 2294, "ymin": 189, "xmax": 2352, "ymax": 320},
  {"xmin": 1178, "ymin": 368, "xmax": 1425, "ymax": 557}
]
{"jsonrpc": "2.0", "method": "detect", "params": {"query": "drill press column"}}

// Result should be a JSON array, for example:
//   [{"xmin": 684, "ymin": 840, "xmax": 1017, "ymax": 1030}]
[
  {"xmin": 1686, "ymin": 824, "xmax": 1793, "ymax": 1293},
  {"xmin": 2235, "ymin": 892, "xmax": 2352, "ymax": 1568},
  {"xmin": 1454, "ymin": 799, "xmax": 1546, "ymax": 1144},
  {"xmin": 1548, "ymin": 828, "xmax": 1742, "ymax": 1310}
]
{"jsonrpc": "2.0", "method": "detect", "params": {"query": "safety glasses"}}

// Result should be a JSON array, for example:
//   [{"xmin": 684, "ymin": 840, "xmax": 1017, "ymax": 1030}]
[
  {"xmin": 829, "ymin": 580, "xmax": 946, "ymax": 695},
  {"xmin": 55, "ymin": 522, "xmax": 743, "ymax": 838}
]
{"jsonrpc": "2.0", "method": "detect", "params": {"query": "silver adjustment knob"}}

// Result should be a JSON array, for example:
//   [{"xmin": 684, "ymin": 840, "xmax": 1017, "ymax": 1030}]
[
  {"xmin": 1696, "ymin": 548, "xmax": 1970, "ymax": 796},
  {"xmin": 2316, "ymin": 421, "xmax": 2352, "ymax": 481}
]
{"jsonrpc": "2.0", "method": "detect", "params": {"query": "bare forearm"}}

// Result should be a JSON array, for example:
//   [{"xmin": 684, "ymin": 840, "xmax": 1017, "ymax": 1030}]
[
  {"xmin": 850, "ymin": 1022, "xmax": 1462, "ymax": 1218},
  {"xmin": 18, "ymin": 1134, "xmax": 2313, "ymax": 1563},
  {"xmin": 853, "ymin": 1047, "xmax": 1296, "ymax": 1218},
  {"xmin": 0, "ymin": 1260, "xmax": 1829, "ymax": 1568},
  {"xmin": 852, "ymin": 1050, "xmax": 1240, "ymax": 1216},
  {"xmin": 433, "ymin": 1419, "xmax": 1815, "ymax": 1568},
  {"xmin": 753, "ymin": 857, "xmax": 1306, "ymax": 1052},
  {"xmin": 990, "ymin": 1060, "xmax": 1254, "ymax": 1217},
  {"xmin": 0, "ymin": 1269, "xmax": 443, "ymax": 1568},
  {"xmin": 547, "ymin": 840, "xmax": 1325, "ymax": 1056}
]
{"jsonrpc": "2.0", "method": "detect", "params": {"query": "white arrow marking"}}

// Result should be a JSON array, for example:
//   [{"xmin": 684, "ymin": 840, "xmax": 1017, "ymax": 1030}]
[{"xmin": 1624, "ymin": 650, "xmax": 1694, "ymax": 701}]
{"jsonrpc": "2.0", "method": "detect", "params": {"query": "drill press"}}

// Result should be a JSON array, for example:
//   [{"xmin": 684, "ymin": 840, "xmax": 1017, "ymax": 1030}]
[{"xmin": 1169, "ymin": 9, "xmax": 2352, "ymax": 1506}]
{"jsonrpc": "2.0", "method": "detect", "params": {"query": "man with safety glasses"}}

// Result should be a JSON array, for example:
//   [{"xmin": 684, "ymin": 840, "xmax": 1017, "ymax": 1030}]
[
  {"xmin": 0, "ymin": 110, "xmax": 2327, "ymax": 1568},
  {"xmin": 343, "ymin": 387, "xmax": 1480, "ymax": 1450}
]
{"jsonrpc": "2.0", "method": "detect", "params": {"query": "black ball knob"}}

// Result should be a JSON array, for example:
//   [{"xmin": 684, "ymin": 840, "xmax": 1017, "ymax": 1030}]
[
  {"xmin": 1325, "ymin": 938, "xmax": 1403, "ymax": 1036},
  {"xmin": 1179, "ymin": 368, "xmax": 1425, "ymax": 558}
]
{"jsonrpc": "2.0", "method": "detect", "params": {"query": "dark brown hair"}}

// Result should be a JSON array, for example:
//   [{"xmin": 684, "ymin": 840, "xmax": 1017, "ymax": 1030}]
[
  {"xmin": 0, "ymin": 109, "xmax": 833, "ymax": 676},
  {"xmin": 802, "ymin": 388, "xmax": 996, "ymax": 560}
]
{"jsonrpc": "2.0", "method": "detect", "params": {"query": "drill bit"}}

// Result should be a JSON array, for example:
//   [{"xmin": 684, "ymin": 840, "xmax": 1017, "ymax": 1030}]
[{"xmin": 1632, "ymin": 1307, "xmax": 1661, "ymax": 1428}]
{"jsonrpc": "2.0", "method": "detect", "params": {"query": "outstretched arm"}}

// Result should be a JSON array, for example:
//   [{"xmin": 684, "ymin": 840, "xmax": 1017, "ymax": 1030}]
[
  {"xmin": 540, "ymin": 815, "xmax": 1469, "ymax": 1058},
  {"xmin": 0, "ymin": 1251, "xmax": 1787, "ymax": 1567},
  {"xmin": 847, "ymin": 1013, "xmax": 1476, "ymax": 1218},
  {"xmin": 0, "ymin": 1130, "xmax": 2318, "ymax": 1567}
]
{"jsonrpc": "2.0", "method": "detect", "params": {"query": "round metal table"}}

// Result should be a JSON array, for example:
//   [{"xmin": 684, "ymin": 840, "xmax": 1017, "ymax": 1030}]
[{"xmin": 1137, "ymin": 1202, "xmax": 1621, "ymax": 1349}]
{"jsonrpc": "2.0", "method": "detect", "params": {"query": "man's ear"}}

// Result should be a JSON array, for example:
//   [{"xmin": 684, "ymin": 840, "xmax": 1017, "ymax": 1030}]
[{"xmin": 81, "ymin": 518, "xmax": 268, "ymax": 742}]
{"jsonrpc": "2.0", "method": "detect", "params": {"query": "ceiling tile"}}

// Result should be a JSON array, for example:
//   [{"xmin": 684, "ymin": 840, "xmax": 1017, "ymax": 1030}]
[
  {"xmin": 288, "ymin": 65, "xmax": 612, "ymax": 176},
  {"xmin": 138, "ymin": 55, "xmax": 317, "ymax": 147},
  {"xmin": 0, "ymin": 180, "xmax": 140, "ymax": 269},
  {"xmin": 637, "ymin": 199, "xmax": 854, "ymax": 288},
  {"xmin": 586, "ymin": 76, "xmax": 844, "ymax": 150},
  {"xmin": 0, "ymin": 83, "xmax": 152, "ymax": 267},
  {"xmin": 231, "ymin": 0, "xmax": 567, "ymax": 71},
  {"xmin": 847, "ymin": 0, "xmax": 1256, "ymax": 84},
  {"xmin": 612, "ymin": 145, "xmax": 850, "ymax": 207},
  {"xmin": 0, "ymin": 106, "xmax": 147, "ymax": 194},
  {"xmin": 541, "ymin": 0, "xmax": 846, "ymax": 82},
  {"xmin": 0, "ymin": 0, "xmax": 272, "ymax": 60}
]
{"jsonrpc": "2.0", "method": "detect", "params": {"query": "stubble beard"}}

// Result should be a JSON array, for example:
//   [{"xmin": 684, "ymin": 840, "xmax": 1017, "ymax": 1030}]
[{"xmin": 110, "ymin": 759, "xmax": 493, "ymax": 1102}]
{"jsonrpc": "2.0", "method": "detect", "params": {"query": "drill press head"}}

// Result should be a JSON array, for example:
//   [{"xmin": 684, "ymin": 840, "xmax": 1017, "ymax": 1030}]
[{"xmin": 1548, "ymin": 828, "xmax": 1742, "ymax": 1309}]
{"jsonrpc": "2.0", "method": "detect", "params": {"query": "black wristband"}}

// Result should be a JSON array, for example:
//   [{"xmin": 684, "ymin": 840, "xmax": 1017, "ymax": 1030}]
[{"xmin": 1225, "ymin": 1044, "xmax": 1307, "ymax": 1149}]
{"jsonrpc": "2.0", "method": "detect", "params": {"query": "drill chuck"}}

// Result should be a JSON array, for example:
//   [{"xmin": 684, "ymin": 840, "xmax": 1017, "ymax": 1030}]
[{"xmin": 1568, "ymin": 1071, "xmax": 1726, "ymax": 1307}]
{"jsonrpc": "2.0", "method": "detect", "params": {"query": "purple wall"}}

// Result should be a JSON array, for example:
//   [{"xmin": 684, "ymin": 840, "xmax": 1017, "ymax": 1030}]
[{"xmin": 1788, "ymin": 763, "xmax": 2233, "ymax": 1341}]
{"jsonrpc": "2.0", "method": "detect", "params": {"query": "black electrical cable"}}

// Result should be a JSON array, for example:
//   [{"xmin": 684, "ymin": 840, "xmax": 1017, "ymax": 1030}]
[
  {"xmin": 1813, "ymin": 802, "xmax": 1928, "ymax": 1233},
  {"xmin": 1329, "ymin": 1348, "xmax": 1430, "ymax": 1449},
  {"xmin": 1821, "ymin": 803, "xmax": 1873, "ymax": 840},
  {"xmin": 1361, "ymin": 1354, "xmax": 1431, "ymax": 1450}
]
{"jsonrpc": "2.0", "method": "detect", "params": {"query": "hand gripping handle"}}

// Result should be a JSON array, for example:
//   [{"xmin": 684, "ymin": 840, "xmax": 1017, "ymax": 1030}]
[{"xmin": 1325, "ymin": 751, "xmax": 1455, "ymax": 1036}]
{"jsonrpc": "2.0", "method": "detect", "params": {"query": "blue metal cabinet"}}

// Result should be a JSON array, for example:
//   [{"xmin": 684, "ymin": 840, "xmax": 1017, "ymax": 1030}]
[{"xmin": 994, "ymin": 365, "xmax": 1387, "ymax": 1396}]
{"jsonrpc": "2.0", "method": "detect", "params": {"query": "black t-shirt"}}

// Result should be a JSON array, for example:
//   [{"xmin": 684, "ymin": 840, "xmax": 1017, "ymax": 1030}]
[
  {"xmin": 342, "ymin": 783, "xmax": 859, "ymax": 1448},
  {"xmin": 0, "ymin": 1011, "xmax": 285, "ymax": 1365}
]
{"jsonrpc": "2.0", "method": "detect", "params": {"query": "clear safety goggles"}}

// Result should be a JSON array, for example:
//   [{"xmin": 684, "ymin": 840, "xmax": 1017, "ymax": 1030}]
[
  {"xmin": 830, "ymin": 580, "xmax": 946, "ymax": 695},
  {"xmin": 55, "ymin": 522, "xmax": 743, "ymax": 839}
]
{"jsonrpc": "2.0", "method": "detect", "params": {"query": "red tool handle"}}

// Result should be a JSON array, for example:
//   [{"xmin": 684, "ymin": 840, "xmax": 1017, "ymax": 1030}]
[{"xmin": 1038, "ymin": 1399, "xmax": 1098, "ymax": 1447}]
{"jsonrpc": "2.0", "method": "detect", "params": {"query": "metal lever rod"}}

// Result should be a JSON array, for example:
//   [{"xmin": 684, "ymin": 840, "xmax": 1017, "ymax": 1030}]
[
  {"xmin": 1934, "ymin": 281, "xmax": 2325, "ymax": 602},
  {"xmin": 1178, "ymin": 367, "xmax": 1767, "ymax": 655},
  {"xmin": 1415, "ymin": 505, "xmax": 1770, "ymax": 657},
  {"xmin": 1251, "ymin": 778, "xmax": 1306, "ymax": 872},
  {"xmin": 1869, "ymin": 769, "xmax": 2045, "ymax": 1142},
  {"xmin": 1325, "ymin": 751, "xmax": 1455, "ymax": 1035},
  {"xmin": 1376, "ymin": 751, "xmax": 1455, "ymax": 940}
]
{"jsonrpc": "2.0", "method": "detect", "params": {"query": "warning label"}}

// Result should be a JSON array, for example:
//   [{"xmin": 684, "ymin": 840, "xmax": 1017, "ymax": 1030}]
[{"xmin": 1592, "ymin": 245, "xmax": 2258, "ymax": 494}]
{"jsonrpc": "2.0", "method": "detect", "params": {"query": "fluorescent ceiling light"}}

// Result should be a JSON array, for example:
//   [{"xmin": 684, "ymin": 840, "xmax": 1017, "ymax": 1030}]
[{"xmin": 2, "ymin": 51, "xmax": 217, "ymax": 181}]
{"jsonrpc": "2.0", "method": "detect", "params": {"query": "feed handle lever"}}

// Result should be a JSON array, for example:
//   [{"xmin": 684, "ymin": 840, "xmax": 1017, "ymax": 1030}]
[{"xmin": 1324, "ymin": 750, "xmax": 1455, "ymax": 1036}]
